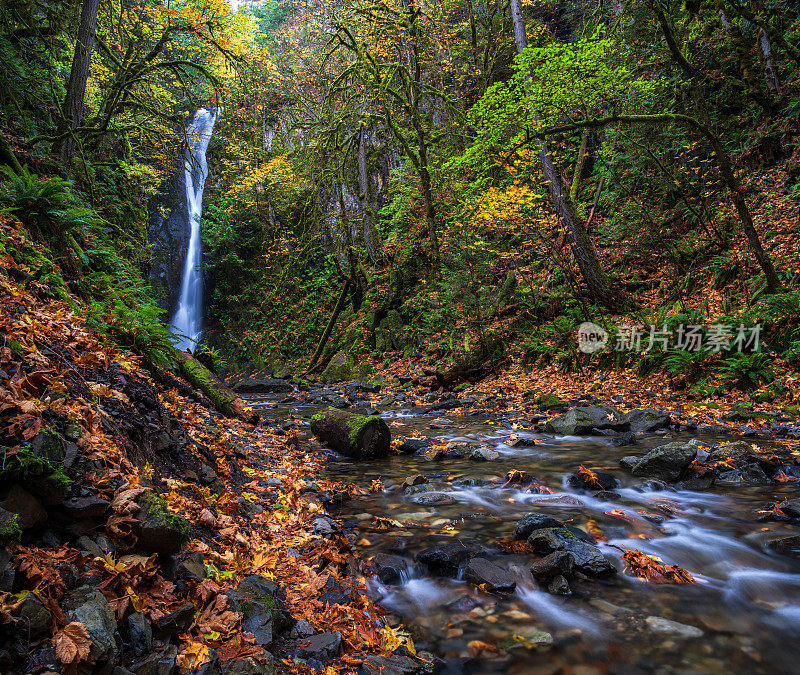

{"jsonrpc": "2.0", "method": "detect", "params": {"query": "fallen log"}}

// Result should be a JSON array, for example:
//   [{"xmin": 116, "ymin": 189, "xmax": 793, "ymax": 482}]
[
  {"xmin": 175, "ymin": 351, "xmax": 259, "ymax": 424},
  {"xmin": 310, "ymin": 407, "xmax": 390, "ymax": 460}
]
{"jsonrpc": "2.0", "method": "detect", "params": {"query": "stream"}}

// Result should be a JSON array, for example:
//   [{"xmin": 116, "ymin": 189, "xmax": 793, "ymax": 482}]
[{"xmin": 247, "ymin": 389, "xmax": 800, "ymax": 674}]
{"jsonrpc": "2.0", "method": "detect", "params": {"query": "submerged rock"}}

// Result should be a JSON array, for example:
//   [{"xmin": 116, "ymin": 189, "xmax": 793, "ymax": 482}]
[
  {"xmin": 373, "ymin": 553, "xmax": 409, "ymax": 584},
  {"xmin": 416, "ymin": 540, "xmax": 489, "ymax": 577},
  {"xmin": 513, "ymin": 514, "xmax": 565, "ymax": 540},
  {"xmin": 645, "ymin": 615, "xmax": 703, "ymax": 638},
  {"xmin": 410, "ymin": 492, "xmax": 456, "ymax": 506},
  {"xmin": 630, "ymin": 442, "xmax": 697, "ymax": 481},
  {"xmin": 469, "ymin": 446, "xmax": 500, "ymax": 461}
]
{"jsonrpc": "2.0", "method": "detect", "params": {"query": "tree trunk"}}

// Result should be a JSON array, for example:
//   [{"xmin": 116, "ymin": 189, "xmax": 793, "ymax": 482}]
[
  {"xmin": 358, "ymin": 127, "xmax": 380, "ymax": 266},
  {"xmin": 310, "ymin": 407, "xmax": 391, "ymax": 459},
  {"xmin": 759, "ymin": 29, "xmax": 781, "ymax": 93},
  {"xmin": 175, "ymin": 351, "xmax": 259, "ymax": 424},
  {"xmin": 570, "ymin": 129, "xmax": 590, "ymax": 202},
  {"xmin": 0, "ymin": 134, "xmax": 22, "ymax": 174},
  {"xmin": 307, "ymin": 279, "xmax": 351, "ymax": 373},
  {"xmin": 59, "ymin": 0, "xmax": 100, "ymax": 168},
  {"xmin": 509, "ymin": 0, "xmax": 613, "ymax": 306}
]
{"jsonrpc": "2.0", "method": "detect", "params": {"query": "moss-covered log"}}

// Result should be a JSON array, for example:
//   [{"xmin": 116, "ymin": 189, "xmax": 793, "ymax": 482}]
[
  {"xmin": 175, "ymin": 351, "xmax": 259, "ymax": 424},
  {"xmin": 310, "ymin": 407, "xmax": 390, "ymax": 460}
]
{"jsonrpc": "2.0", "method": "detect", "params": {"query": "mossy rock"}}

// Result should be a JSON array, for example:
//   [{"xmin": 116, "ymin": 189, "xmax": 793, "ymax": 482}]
[
  {"xmin": 321, "ymin": 351, "xmax": 352, "ymax": 383},
  {"xmin": 536, "ymin": 393, "xmax": 565, "ymax": 409},
  {"xmin": 453, "ymin": 383, "xmax": 470, "ymax": 394},
  {"xmin": 0, "ymin": 510, "xmax": 21, "ymax": 543},
  {"xmin": 137, "ymin": 491, "xmax": 190, "ymax": 554}
]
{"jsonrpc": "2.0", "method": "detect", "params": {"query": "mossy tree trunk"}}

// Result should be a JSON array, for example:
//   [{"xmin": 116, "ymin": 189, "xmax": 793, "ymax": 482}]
[
  {"xmin": 175, "ymin": 351, "xmax": 259, "ymax": 424},
  {"xmin": 310, "ymin": 407, "xmax": 390, "ymax": 460}
]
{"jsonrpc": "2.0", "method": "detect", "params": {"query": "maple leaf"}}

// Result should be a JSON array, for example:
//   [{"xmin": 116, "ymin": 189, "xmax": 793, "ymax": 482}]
[
  {"xmin": 619, "ymin": 548, "xmax": 695, "ymax": 583},
  {"xmin": 176, "ymin": 640, "xmax": 210, "ymax": 672},
  {"xmin": 577, "ymin": 464, "xmax": 602, "ymax": 488},
  {"xmin": 54, "ymin": 622, "xmax": 93, "ymax": 672}
]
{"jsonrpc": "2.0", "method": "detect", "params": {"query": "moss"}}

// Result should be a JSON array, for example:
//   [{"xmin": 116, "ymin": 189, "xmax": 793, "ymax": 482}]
[
  {"xmin": 0, "ymin": 446, "xmax": 68, "ymax": 491},
  {"xmin": 7, "ymin": 340, "xmax": 24, "ymax": 357},
  {"xmin": 0, "ymin": 513, "xmax": 21, "ymax": 542},
  {"xmin": 453, "ymin": 383, "xmax": 470, "ymax": 393},
  {"xmin": 536, "ymin": 393, "xmax": 564, "ymax": 406},
  {"xmin": 140, "ymin": 491, "xmax": 190, "ymax": 541},
  {"xmin": 345, "ymin": 414, "xmax": 382, "ymax": 446}
]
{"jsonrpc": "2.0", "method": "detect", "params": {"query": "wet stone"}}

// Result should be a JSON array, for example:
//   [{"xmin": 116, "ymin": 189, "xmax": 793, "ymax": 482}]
[
  {"xmin": 373, "ymin": 553, "xmax": 409, "ymax": 584},
  {"xmin": 529, "ymin": 551, "xmax": 573, "ymax": 581},
  {"xmin": 463, "ymin": 557, "xmax": 516, "ymax": 593},
  {"xmin": 416, "ymin": 540, "xmax": 489, "ymax": 577},
  {"xmin": 291, "ymin": 631, "xmax": 342, "ymax": 661},
  {"xmin": 630, "ymin": 442, "xmax": 697, "ymax": 481},
  {"xmin": 547, "ymin": 574, "xmax": 571, "ymax": 595},
  {"xmin": 410, "ymin": 492, "xmax": 456, "ymax": 506},
  {"xmin": 645, "ymin": 616, "xmax": 704, "ymax": 638},
  {"xmin": 513, "ymin": 514, "xmax": 565, "ymax": 540}
]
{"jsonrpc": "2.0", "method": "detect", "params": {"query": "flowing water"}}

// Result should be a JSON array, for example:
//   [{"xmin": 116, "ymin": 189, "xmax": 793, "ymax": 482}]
[
  {"xmin": 249, "ymin": 392, "xmax": 800, "ymax": 673},
  {"xmin": 171, "ymin": 108, "xmax": 217, "ymax": 351}
]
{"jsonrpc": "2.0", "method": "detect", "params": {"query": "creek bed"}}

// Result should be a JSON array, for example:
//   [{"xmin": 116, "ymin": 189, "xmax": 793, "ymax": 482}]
[{"xmin": 248, "ymin": 392, "xmax": 800, "ymax": 674}]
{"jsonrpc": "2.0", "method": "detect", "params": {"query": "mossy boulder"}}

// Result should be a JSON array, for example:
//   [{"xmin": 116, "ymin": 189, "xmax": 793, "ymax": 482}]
[
  {"xmin": 310, "ymin": 408, "xmax": 391, "ymax": 460},
  {"xmin": 136, "ymin": 491, "xmax": 190, "ymax": 554}
]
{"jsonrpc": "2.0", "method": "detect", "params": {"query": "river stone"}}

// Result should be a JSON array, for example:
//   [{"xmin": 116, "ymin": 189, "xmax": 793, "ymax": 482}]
[
  {"xmin": 717, "ymin": 464, "xmax": 771, "ymax": 485},
  {"xmin": 362, "ymin": 654, "xmax": 421, "ymax": 675},
  {"xmin": 469, "ymin": 446, "xmax": 500, "ymax": 461},
  {"xmin": 623, "ymin": 409, "xmax": 671, "ymax": 433},
  {"xmin": 397, "ymin": 439, "xmax": 431, "ymax": 455},
  {"xmin": 529, "ymin": 551, "xmax": 573, "ymax": 581},
  {"xmin": 766, "ymin": 535, "xmax": 800, "ymax": 557},
  {"xmin": 62, "ymin": 586, "xmax": 120, "ymax": 665},
  {"xmin": 547, "ymin": 574, "xmax": 571, "ymax": 595},
  {"xmin": 619, "ymin": 455, "xmax": 641, "ymax": 471},
  {"xmin": 567, "ymin": 469, "xmax": 618, "ymax": 491},
  {"xmin": 410, "ymin": 492, "xmax": 456, "ymax": 506},
  {"xmin": 513, "ymin": 514, "xmax": 565, "ymax": 540},
  {"xmin": 18, "ymin": 593, "xmax": 52, "ymax": 637},
  {"xmin": 416, "ymin": 540, "xmax": 489, "ymax": 576},
  {"xmin": 527, "ymin": 529, "xmax": 614, "ymax": 576},
  {"xmin": 130, "ymin": 644, "xmax": 178, "ymax": 675},
  {"xmin": 227, "ymin": 575, "xmax": 288, "ymax": 646},
  {"xmin": 62, "ymin": 494, "xmax": 111, "ymax": 519},
  {"xmin": 631, "ymin": 442, "xmax": 697, "ymax": 481},
  {"xmin": 1, "ymin": 485, "xmax": 46, "ymax": 530},
  {"xmin": 544, "ymin": 406, "xmax": 628, "ymax": 435},
  {"xmin": 373, "ymin": 553, "xmax": 409, "ymax": 584},
  {"xmin": 292, "ymin": 631, "xmax": 342, "ymax": 660},
  {"xmin": 779, "ymin": 499, "xmax": 800, "ymax": 519},
  {"xmin": 645, "ymin": 615, "xmax": 704, "ymax": 638},
  {"xmin": 128, "ymin": 612, "xmax": 152, "ymax": 657},
  {"xmin": 463, "ymin": 558, "xmax": 516, "ymax": 592},
  {"xmin": 220, "ymin": 655, "xmax": 275, "ymax": 675}
]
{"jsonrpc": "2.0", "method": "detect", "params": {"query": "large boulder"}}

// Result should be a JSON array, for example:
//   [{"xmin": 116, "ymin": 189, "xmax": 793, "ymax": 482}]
[
  {"xmin": 544, "ymin": 406, "xmax": 628, "ymax": 435},
  {"xmin": 310, "ymin": 408, "xmax": 390, "ymax": 460},
  {"xmin": 631, "ymin": 442, "xmax": 697, "ymax": 482},
  {"xmin": 1, "ymin": 484, "xmax": 47, "ymax": 529},
  {"xmin": 622, "ymin": 409, "xmax": 671, "ymax": 433},
  {"xmin": 226, "ymin": 575, "xmax": 291, "ymax": 647}
]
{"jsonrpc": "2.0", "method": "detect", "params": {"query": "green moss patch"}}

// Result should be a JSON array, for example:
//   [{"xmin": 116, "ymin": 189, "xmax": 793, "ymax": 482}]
[{"xmin": 140, "ymin": 491, "xmax": 191, "ymax": 541}]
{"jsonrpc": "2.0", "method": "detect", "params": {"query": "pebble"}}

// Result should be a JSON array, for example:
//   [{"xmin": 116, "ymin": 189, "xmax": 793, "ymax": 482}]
[{"xmin": 645, "ymin": 616, "xmax": 704, "ymax": 638}]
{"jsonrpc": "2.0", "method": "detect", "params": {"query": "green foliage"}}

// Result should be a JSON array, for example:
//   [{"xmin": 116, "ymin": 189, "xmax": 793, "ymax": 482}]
[
  {"xmin": 716, "ymin": 352, "xmax": 773, "ymax": 390},
  {"xmin": 0, "ymin": 513, "xmax": 21, "ymax": 542}
]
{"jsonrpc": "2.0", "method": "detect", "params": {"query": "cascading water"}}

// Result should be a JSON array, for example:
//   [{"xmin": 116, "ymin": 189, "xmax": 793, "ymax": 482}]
[{"xmin": 170, "ymin": 108, "xmax": 217, "ymax": 351}]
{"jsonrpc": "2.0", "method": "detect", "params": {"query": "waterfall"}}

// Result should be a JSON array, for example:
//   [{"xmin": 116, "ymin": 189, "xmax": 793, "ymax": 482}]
[{"xmin": 170, "ymin": 107, "xmax": 217, "ymax": 351}]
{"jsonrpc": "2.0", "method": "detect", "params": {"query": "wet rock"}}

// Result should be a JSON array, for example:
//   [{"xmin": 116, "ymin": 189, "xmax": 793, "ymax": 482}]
[
  {"xmin": 630, "ymin": 442, "xmax": 697, "ymax": 481},
  {"xmin": 30, "ymin": 428, "xmax": 67, "ymax": 464},
  {"xmin": 463, "ymin": 558, "xmax": 516, "ymax": 592},
  {"xmin": 319, "ymin": 576, "xmax": 348, "ymax": 607},
  {"xmin": 513, "ymin": 514, "xmax": 565, "ymax": 540},
  {"xmin": 77, "ymin": 535, "xmax": 105, "ymax": 558},
  {"xmin": 619, "ymin": 455, "xmax": 640, "ymax": 471},
  {"xmin": 397, "ymin": 439, "xmax": 431, "ymax": 455},
  {"xmin": 289, "ymin": 620, "xmax": 316, "ymax": 639},
  {"xmin": 645, "ymin": 616, "xmax": 704, "ymax": 638},
  {"xmin": 311, "ymin": 515, "xmax": 339, "ymax": 536},
  {"xmin": 612, "ymin": 433, "xmax": 637, "ymax": 447},
  {"xmin": 154, "ymin": 602, "xmax": 195, "ymax": 636},
  {"xmin": 25, "ymin": 648, "xmax": 59, "ymax": 674},
  {"xmin": 593, "ymin": 490, "xmax": 621, "ymax": 501},
  {"xmin": 527, "ymin": 529, "xmax": 615, "ymax": 576},
  {"xmin": 227, "ymin": 575, "xmax": 289, "ymax": 646},
  {"xmin": 410, "ymin": 492, "xmax": 456, "ymax": 506},
  {"xmin": 129, "ymin": 644, "xmax": 178, "ymax": 675},
  {"xmin": 62, "ymin": 586, "xmax": 120, "ymax": 665},
  {"xmin": 373, "ymin": 553, "xmax": 409, "ymax": 584},
  {"xmin": 0, "ymin": 550, "xmax": 15, "ymax": 591},
  {"xmin": 220, "ymin": 655, "xmax": 275, "ymax": 675},
  {"xmin": 469, "ymin": 447, "xmax": 500, "ymax": 461},
  {"xmin": 779, "ymin": 499, "xmax": 800, "ymax": 519},
  {"xmin": 62, "ymin": 494, "xmax": 111, "ymax": 519},
  {"xmin": 529, "ymin": 551, "xmax": 573, "ymax": 581},
  {"xmin": 402, "ymin": 475, "xmax": 428, "ymax": 489},
  {"xmin": 128, "ymin": 612, "xmax": 153, "ymax": 657},
  {"xmin": 416, "ymin": 540, "xmax": 489, "ymax": 576},
  {"xmin": 421, "ymin": 447, "xmax": 444, "ymax": 461},
  {"xmin": 18, "ymin": 592, "xmax": 52, "ymax": 637},
  {"xmin": 547, "ymin": 575, "xmax": 571, "ymax": 595},
  {"xmin": 198, "ymin": 464, "xmax": 217, "ymax": 485},
  {"xmin": 766, "ymin": 535, "xmax": 800, "ymax": 557},
  {"xmin": 362, "ymin": 654, "xmax": 422, "ymax": 675},
  {"xmin": 403, "ymin": 484, "xmax": 431, "ymax": 495},
  {"xmin": 717, "ymin": 464, "xmax": 770, "ymax": 485},
  {"xmin": 567, "ymin": 470, "xmax": 618, "ymax": 491},
  {"xmin": 545, "ymin": 406, "xmax": 628, "ymax": 435},
  {"xmin": 291, "ymin": 631, "xmax": 342, "ymax": 660},
  {"xmin": 310, "ymin": 408, "xmax": 390, "ymax": 460},
  {"xmin": 429, "ymin": 418, "xmax": 454, "ymax": 429},
  {"xmin": 1, "ymin": 484, "xmax": 46, "ymax": 529},
  {"xmin": 623, "ymin": 409, "xmax": 671, "ymax": 433}
]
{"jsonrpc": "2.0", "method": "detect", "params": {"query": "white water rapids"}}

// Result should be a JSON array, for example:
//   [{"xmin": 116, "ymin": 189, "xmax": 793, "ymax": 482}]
[{"xmin": 170, "ymin": 107, "xmax": 217, "ymax": 351}]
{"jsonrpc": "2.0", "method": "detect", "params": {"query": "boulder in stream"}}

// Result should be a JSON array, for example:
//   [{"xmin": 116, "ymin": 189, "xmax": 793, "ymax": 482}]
[
  {"xmin": 528, "ymin": 529, "xmax": 615, "ymax": 576},
  {"xmin": 630, "ymin": 441, "xmax": 697, "ymax": 481},
  {"xmin": 416, "ymin": 540, "xmax": 490, "ymax": 577},
  {"xmin": 544, "ymin": 406, "xmax": 628, "ymax": 435},
  {"xmin": 310, "ymin": 408, "xmax": 390, "ymax": 460},
  {"xmin": 463, "ymin": 557, "xmax": 516, "ymax": 592}
]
